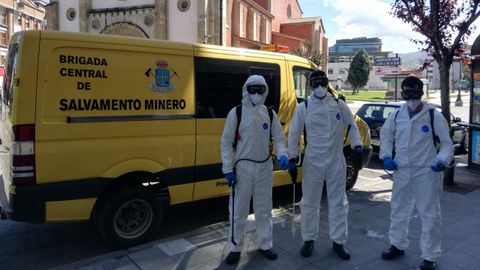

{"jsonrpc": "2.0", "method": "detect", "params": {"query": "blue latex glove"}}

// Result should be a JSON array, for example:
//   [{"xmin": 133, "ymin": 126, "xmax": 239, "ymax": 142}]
[
  {"xmin": 288, "ymin": 159, "xmax": 298, "ymax": 184},
  {"xmin": 225, "ymin": 172, "xmax": 237, "ymax": 187},
  {"xmin": 383, "ymin": 157, "xmax": 398, "ymax": 171},
  {"xmin": 431, "ymin": 160, "xmax": 446, "ymax": 172},
  {"xmin": 279, "ymin": 155, "xmax": 289, "ymax": 170},
  {"xmin": 354, "ymin": 146, "xmax": 363, "ymax": 154}
]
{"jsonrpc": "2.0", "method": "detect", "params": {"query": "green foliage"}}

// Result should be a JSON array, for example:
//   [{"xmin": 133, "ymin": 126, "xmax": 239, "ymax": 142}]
[
  {"xmin": 391, "ymin": 0, "xmax": 480, "ymax": 126},
  {"xmin": 292, "ymin": 48, "xmax": 327, "ymax": 67},
  {"xmin": 347, "ymin": 49, "xmax": 370, "ymax": 94}
]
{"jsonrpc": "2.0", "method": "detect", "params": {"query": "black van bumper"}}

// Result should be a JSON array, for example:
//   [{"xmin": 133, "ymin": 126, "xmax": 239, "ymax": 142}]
[{"xmin": 9, "ymin": 178, "xmax": 111, "ymax": 223}]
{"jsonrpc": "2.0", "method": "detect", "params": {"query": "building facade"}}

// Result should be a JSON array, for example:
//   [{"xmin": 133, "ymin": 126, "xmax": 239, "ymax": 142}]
[
  {"xmin": 0, "ymin": 0, "xmax": 45, "ymax": 82},
  {"xmin": 328, "ymin": 37, "xmax": 393, "ymax": 90},
  {"xmin": 45, "ymin": 0, "xmax": 327, "ymax": 68}
]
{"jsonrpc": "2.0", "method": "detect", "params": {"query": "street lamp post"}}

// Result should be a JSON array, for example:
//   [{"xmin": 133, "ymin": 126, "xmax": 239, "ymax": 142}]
[{"xmin": 455, "ymin": 61, "xmax": 463, "ymax": 106}]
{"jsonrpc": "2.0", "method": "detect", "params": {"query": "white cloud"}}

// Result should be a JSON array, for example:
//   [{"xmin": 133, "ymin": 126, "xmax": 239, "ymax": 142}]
[
  {"xmin": 322, "ymin": 0, "xmax": 480, "ymax": 53},
  {"xmin": 323, "ymin": 0, "xmax": 423, "ymax": 53}
]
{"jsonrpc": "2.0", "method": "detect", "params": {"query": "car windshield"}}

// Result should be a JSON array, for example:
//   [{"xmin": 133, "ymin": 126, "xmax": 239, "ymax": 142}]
[{"xmin": 357, "ymin": 105, "xmax": 397, "ymax": 122}]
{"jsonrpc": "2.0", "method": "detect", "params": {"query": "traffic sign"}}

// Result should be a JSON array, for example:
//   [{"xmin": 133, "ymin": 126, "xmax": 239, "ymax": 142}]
[
  {"xmin": 374, "ymin": 57, "xmax": 401, "ymax": 66},
  {"xmin": 374, "ymin": 66, "xmax": 400, "ymax": 75}
]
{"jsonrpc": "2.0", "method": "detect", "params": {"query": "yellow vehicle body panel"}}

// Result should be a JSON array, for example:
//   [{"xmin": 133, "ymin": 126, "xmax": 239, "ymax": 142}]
[
  {"xmin": 46, "ymin": 198, "xmax": 96, "ymax": 221},
  {"xmin": 0, "ymin": 30, "xmax": 370, "ymax": 225}
]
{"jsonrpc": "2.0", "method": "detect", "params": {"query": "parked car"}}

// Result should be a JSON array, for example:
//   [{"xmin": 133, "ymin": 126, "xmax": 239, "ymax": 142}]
[{"xmin": 355, "ymin": 102, "xmax": 468, "ymax": 155}]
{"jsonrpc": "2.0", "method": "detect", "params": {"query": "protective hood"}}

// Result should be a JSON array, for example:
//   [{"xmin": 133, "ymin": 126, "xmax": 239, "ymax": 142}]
[{"xmin": 242, "ymin": 75, "xmax": 269, "ymax": 107}]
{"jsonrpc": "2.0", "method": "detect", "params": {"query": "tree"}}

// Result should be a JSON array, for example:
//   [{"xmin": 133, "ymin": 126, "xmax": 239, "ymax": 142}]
[
  {"xmin": 391, "ymin": 0, "xmax": 480, "ymax": 125},
  {"xmin": 292, "ymin": 48, "xmax": 327, "ymax": 67},
  {"xmin": 347, "ymin": 48, "xmax": 370, "ymax": 94}
]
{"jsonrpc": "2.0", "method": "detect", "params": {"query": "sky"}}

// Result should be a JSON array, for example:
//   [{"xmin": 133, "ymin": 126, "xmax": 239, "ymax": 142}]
[{"xmin": 297, "ymin": 0, "xmax": 480, "ymax": 54}]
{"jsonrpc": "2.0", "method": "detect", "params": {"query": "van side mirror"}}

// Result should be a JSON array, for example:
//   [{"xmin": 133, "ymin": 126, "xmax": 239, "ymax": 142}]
[{"xmin": 453, "ymin": 117, "xmax": 462, "ymax": 123}]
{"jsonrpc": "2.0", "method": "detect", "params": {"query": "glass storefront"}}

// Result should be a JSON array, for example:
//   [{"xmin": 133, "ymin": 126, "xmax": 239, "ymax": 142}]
[
  {"xmin": 472, "ymin": 130, "xmax": 480, "ymax": 165},
  {"xmin": 473, "ymin": 73, "xmax": 480, "ymax": 125}
]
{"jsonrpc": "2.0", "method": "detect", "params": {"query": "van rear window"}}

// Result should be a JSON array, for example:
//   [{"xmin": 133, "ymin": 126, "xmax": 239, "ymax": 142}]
[{"xmin": 2, "ymin": 43, "xmax": 18, "ymax": 119}]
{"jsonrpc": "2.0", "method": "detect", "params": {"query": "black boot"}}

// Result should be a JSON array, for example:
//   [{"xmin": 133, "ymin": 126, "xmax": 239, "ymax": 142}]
[
  {"xmin": 301, "ymin": 240, "xmax": 314, "ymax": 257},
  {"xmin": 420, "ymin": 259, "xmax": 437, "ymax": 270},
  {"xmin": 258, "ymin": 249, "xmax": 278, "ymax": 260},
  {"xmin": 225, "ymin": 252, "xmax": 241, "ymax": 265},
  {"xmin": 381, "ymin": 245, "xmax": 405, "ymax": 260},
  {"xmin": 332, "ymin": 242, "xmax": 351, "ymax": 260}
]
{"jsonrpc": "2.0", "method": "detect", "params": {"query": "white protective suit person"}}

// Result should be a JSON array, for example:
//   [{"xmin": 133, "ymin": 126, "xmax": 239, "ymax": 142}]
[
  {"xmin": 287, "ymin": 70, "xmax": 363, "ymax": 260},
  {"xmin": 379, "ymin": 76, "xmax": 453, "ymax": 270},
  {"xmin": 220, "ymin": 75, "xmax": 288, "ymax": 265}
]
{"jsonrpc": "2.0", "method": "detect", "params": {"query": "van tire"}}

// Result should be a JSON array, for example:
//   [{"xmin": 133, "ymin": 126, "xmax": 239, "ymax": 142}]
[
  {"xmin": 345, "ymin": 157, "xmax": 358, "ymax": 190},
  {"xmin": 96, "ymin": 186, "xmax": 162, "ymax": 248}
]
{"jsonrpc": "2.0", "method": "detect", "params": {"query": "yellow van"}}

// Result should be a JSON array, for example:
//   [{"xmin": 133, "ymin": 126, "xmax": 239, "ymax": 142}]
[{"xmin": 0, "ymin": 30, "xmax": 371, "ymax": 247}]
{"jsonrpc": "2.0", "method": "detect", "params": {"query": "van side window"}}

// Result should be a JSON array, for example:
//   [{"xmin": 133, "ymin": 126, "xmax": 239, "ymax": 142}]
[
  {"xmin": 293, "ymin": 66, "xmax": 313, "ymax": 100},
  {"xmin": 194, "ymin": 57, "xmax": 280, "ymax": 118}
]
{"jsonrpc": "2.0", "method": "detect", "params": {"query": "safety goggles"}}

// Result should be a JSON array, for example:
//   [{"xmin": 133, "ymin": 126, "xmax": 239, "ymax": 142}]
[
  {"xmin": 401, "ymin": 87, "xmax": 423, "ymax": 100},
  {"xmin": 310, "ymin": 76, "xmax": 329, "ymax": 88},
  {"xmin": 246, "ymin": 85, "xmax": 266, "ymax": 95}
]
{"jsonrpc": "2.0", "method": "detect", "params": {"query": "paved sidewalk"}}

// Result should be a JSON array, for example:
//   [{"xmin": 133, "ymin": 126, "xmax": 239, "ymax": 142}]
[{"xmin": 53, "ymin": 161, "xmax": 480, "ymax": 270}]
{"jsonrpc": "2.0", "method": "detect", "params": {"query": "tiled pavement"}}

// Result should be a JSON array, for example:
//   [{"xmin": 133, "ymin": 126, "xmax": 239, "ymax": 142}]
[{"xmin": 54, "ymin": 163, "xmax": 480, "ymax": 270}]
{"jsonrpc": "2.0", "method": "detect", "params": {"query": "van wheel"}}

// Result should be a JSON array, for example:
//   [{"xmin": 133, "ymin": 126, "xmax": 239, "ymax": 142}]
[
  {"xmin": 346, "ymin": 158, "xmax": 358, "ymax": 190},
  {"xmin": 97, "ymin": 186, "xmax": 162, "ymax": 248}
]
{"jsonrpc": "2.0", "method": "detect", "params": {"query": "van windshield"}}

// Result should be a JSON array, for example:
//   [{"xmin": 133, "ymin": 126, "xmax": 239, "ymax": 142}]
[
  {"xmin": 292, "ymin": 66, "xmax": 313, "ymax": 100},
  {"xmin": 2, "ymin": 43, "xmax": 18, "ymax": 120}
]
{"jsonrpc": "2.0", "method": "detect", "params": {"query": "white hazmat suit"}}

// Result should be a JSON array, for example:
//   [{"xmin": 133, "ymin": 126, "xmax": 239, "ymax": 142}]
[
  {"xmin": 221, "ymin": 75, "xmax": 287, "ymax": 252},
  {"xmin": 380, "ymin": 102, "xmax": 453, "ymax": 261},
  {"xmin": 287, "ymin": 91, "xmax": 362, "ymax": 244}
]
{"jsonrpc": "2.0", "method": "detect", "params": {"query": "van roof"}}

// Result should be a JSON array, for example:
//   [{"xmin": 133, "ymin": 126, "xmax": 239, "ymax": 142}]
[
  {"xmin": 24, "ymin": 30, "xmax": 314, "ymax": 67},
  {"xmin": 38, "ymin": 30, "xmax": 194, "ymax": 51}
]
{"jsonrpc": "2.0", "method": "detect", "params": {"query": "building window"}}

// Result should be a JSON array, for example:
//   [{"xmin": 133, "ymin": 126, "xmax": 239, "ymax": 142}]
[
  {"xmin": 0, "ymin": 12, "xmax": 6, "ymax": 25},
  {"xmin": 17, "ymin": 16, "xmax": 22, "ymax": 25},
  {"xmin": 25, "ymin": 18, "xmax": 30, "ymax": 29},
  {"xmin": 328, "ymin": 69, "xmax": 333, "ymax": 75},
  {"xmin": 177, "ymin": 0, "xmax": 191, "ymax": 12},
  {"xmin": 253, "ymin": 12, "xmax": 257, "ymax": 41},
  {"xmin": 195, "ymin": 57, "xmax": 280, "ymax": 118},
  {"xmin": 265, "ymin": 20, "xmax": 270, "ymax": 44},
  {"xmin": 339, "ymin": 69, "xmax": 347, "ymax": 75},
  {"xmin": 239, "ymin": 4, "xmax": 245, "ymax": 37},
  {"xmin": 0, "ymin": 32, "xmax": 7, "ymax": 47},
  {"xmin": 66, "ymin": 8, "xmax": 77, "ymax": 21},
  {"xmin": 287, "ymin": 4, "xmax": 292, "ymax": 19}
]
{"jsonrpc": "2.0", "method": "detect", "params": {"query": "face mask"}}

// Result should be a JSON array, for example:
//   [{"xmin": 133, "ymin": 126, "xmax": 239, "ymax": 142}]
[
  {"xmin": 406, "ymin": 99, "xmax": 422, "ymax": 111},
  {"xmin": 313, "ymin": 86, "xmax": 327, "ymax": 98},
  {"xmin": 249, "ymin": 93, "xmax": 263, "ymax": 105}
]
